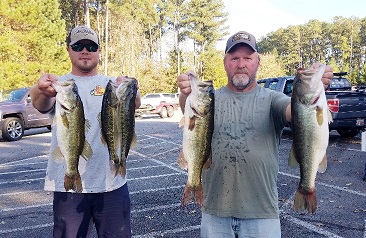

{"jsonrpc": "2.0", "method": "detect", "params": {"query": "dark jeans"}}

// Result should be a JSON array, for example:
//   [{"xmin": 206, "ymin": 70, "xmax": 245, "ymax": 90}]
[{"xmin": 53, "ymin": 184, "xmax": 131, "ymax": 238}]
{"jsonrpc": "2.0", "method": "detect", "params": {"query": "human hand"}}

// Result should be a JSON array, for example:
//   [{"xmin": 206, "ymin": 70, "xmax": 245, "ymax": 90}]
[
  {"xmin": 322, "ymin": 65, "xmax": 333, "ymax": 89},
  {"xmin": 37, "ymin": 74, "xmax": 58, "ymax": 97},
  {"xmin": 177, "ymin": 70, "xmax": 196, "ymax": 96},
  {"xmin": 310, "ymin": 62, "xmax": 333, "ymax": 89}
]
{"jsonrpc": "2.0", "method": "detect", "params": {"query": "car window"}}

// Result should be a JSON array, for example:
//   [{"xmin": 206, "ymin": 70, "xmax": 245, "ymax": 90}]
[
  {"xmin": 268, "ymin": 80, "xmax": 278, "ymax": 91},
  {"xmin": 284, "ymin": 80, "xmax": 293, "ymax": 95},
  {"xmin": 0, "ymin": 88, "xmax": 27, "ymax": 102},
  {"xmin": 330, "ymin": 78, "xmax": 351, "ymax": 89},
  {"xmin": 146, "ymin": 94, "xmax": 160, "ymax": 99}
]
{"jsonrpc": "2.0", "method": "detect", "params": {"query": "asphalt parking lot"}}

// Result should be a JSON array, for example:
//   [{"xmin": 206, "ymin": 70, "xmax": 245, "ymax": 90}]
[{"xmin": 0, "ymin": 109, "xmax": 365, "ymax": 238}]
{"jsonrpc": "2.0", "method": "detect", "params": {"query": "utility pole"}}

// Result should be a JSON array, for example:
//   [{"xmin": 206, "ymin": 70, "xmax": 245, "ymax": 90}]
[{"xmin": 104, "ymin": 0, "xmax": 109, "ymax": 75}]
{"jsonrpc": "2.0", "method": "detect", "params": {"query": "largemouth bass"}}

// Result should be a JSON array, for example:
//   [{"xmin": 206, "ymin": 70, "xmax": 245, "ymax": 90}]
[
  {"xmin": 289, "ymin": 64, "xmax": 332, "ymax": 213},
  {"xmin": 101, "ymin": 78, "xmax": 138, "ymax": 177},
  {"xmin": 52, "ymin": 79, "xmax": 92, "ymax": 193},
  {"xmin": 178, "ymin": 74, "xmax": 214, "ymax": 206}
]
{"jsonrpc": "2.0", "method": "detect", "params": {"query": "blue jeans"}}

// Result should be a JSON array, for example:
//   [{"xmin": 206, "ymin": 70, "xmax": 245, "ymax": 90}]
[
  {"xmin": 53, "ymin": 184, "xmax": 131, "ymax": 238},
  {"xmin": 201, "ymin": 212, "xmax": 281, "ymax": 238}
]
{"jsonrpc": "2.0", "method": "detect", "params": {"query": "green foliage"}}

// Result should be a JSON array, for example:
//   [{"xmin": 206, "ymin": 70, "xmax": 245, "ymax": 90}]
[
  {"xmin": 0, "ymin": 0, "xmax": 69, "ymax": 91},
  {"xmin": 199, "ymin": 47, "xmax": 226, "ymax": 88},
  {"xmin": 3, "ymin": 0, "xmax": 366, "ymax": 94},
  {"xmin": 259, "ymin": 16, "xmax": 366, "ymax": 85},
  {"xmin": 256, "ymin": 51, "xmax": 286, "ymax": 79}
]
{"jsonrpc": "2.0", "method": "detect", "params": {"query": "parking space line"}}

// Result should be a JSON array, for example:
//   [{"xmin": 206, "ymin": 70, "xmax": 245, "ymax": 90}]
[
  {"xmin": 0, "ymin": 155, "xmax": 48, "ymax": 166},
  {"xmin": 0, "ymin": 168, "xmax": 45, "ymax": 175},
  {"xmin": 280, "ymin": 191, "xmax": 344, "ymax": 238},
  {"xmin": 128, "ymin": 173, "xmax": 182, "ymax": 181},
  {"xmin": 0, "ymin": 223, "xmax": 53, "ymax": 234},
  {"xmin": 279, "ymin": 171, "xmax": 366, "ymax": 197},
  {"xmin": 144, "ymin": 135, "xmax": 182, "ymax": 146},
  {"xmin": 282, "ymin": 214, "xmax": 344, "ymax": 238},
  {"xmin": 132, "ymin": 225, "xmax": 200, "ymax": 238},
  {"xmin": 130, "ymin": 185, "xmax": 184, "ymax": 195},
  {"xmin": 0, "ymin": 177, "xmax": 43, "ymax": 185}
]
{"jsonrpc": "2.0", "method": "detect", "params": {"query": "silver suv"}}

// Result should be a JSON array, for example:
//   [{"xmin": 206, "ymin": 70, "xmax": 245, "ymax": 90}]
[{"xmin": 141, "ymin": 93, "xmax": 173, "ymax": 107}]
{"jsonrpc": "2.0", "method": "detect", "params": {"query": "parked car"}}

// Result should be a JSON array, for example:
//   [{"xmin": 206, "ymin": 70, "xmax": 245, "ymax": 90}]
[
  {"xmin": 326, "ymin": 72, "xmax": 352, "ymax": 91},
  {"xmin": 0, "ymin": 87, "xmax": 51, "ymax": 141},
  {"xmin": 141, "ymin": 93, "xmax": 173, "ymax": 108},
  {"xmin": 257, "ymin": 73, "xmax": 366, "ymax": 138}
]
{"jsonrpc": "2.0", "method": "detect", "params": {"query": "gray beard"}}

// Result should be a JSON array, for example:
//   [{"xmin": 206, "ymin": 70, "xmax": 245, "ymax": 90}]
[{"xmin": 231, "ymin": 76, "xmax": 252, "ymax": 90}]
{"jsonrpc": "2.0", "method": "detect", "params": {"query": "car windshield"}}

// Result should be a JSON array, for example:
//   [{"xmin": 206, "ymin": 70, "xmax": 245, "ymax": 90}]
[{"xmin": 0, "ymin": 88, "xmax": 27, "ymax": 102}]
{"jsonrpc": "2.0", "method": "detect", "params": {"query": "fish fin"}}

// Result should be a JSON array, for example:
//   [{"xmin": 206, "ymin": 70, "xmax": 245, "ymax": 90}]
[
  {"xmin": 110, "ymin": 160, "xmax": 119, "ymax": 177},
  {"xmin": 177, "ymin": 151, "xmax": 188, "ymax": 169},
  {"xmin": 203, "ymin": 154, "xmax": 212, "ymax": 170},
  {"xmin": 51, "ymin": 146, "xmax": 64, "ymax": 161},
  {"xmin": 61, "ymin": 114, "xmax": 69, "ymax": 128},
  {"xmin": 318, "ymin": 154, "xmax": 327, "ymax": 173},
  {"xmin": 84, "ymin": 119, "xmax": 91, "ymax": 134},
  {"xmin": 81, "ymin": 140, "xmax": 93, "ymax": 160},
  {"xmin": 293, "ymin": 187, "xmax": 317, "ymax": 214},
  {"xmin": 327, "ymin": 107, "xmax": 333, "ymax": 123},
  {"xmin": 316, "ymin": 106, "xmax": 324, "ymax": 125},
  {"xmin": 179, "ymin": 116, "xmax": 185, "ymax": 128},
  {"xmin": 188, "ymin": 117, "xmax": 196, "ymax": 131},
  {"xmin": 64, "ymin": 173, "xmax": 83, "ymax": 193},
  {"xmin": 100, "ymin": 132, "xmax": 107, "ymax": 145},
  {"xmin": 181, "ymin": 183, "xmax": 203, "ymax": 207},
  {"xmin": 288, "ymin": 145, "xmax": 299, "ymax": 168},
  {"xmin": 110, "ymin": 159, "xmax": 127, "ymax": 178},
  {"xmin": 97, "ymin": 112, "xmax": 101, "ymax": 127},
  {"xmin": 119, "ymin": 160, "xmax": 127, "ymax": 178},
  {"xmin": 131, "ymin": 132, "xmax": 137, "ymax": 148}
]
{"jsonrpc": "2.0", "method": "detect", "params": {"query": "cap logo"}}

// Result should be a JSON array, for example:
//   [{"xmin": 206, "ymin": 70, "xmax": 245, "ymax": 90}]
[
  {"xmin": 73, "ymin": 28, "xmax": 95, "ymax": 37},
  {"xmin": 232, "ymin": 32, "xmax": 250, "ymax": 42}
]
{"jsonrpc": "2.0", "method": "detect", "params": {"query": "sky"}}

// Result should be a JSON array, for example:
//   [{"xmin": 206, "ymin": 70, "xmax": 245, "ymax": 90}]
[{"xmin": 217, "ymin": 0, "xmax": 366, "ymax": 50}]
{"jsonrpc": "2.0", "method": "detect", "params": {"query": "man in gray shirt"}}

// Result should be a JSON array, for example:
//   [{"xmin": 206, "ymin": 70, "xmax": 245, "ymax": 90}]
[{"xmin": 177, "ymin": 30, "xmax": 333, "ymax": 238}]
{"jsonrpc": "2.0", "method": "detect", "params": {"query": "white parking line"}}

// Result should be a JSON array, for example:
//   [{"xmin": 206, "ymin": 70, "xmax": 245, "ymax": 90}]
[
  {"xmin": 0, "ymin": 155, "xmax": 48, "ymax": 166},
  {"xmin": 0, "ymin": 168, "xmax": 45, "ymax": 175},
  {"xmin": 280, "ymin": 191, "xmax": 344, "ymax": 238},
  {"xmin": 279, "ymin": 171, "xmax": 366, "ymax": 197},
  {"xmin": 283, "ymin": 214, "xmax": 344, "ymax": 238},
  {"xmin": 132, "ymin": 225, "xmax": 200, "ymax": 238}
]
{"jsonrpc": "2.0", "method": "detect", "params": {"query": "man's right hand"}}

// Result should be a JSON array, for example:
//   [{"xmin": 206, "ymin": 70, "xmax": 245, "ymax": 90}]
[
  {"xmin": 37, "ymin": 73, "xmax": 58, "ymax": 98},
  {"xmin": 29, "ymin": 74, "xmax": 58, "ymax": 112},
  {"xmin": 177, "ymin": 70, "xmax": 198, "ymax": 96},
  {"xmin": 177, "ymin": 71, "xmax": 197, "ymax": 112}
]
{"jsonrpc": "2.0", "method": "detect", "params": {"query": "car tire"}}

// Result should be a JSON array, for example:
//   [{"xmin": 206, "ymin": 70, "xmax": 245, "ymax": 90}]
[
  {"xmin": 167, "ymin": 106, "xmax": 174, "ymax": 118},
  {"xmin": 1, "ymin": 117, "xmax": 25, "ymax": 141},
  {"xmin": 336, "ymin": 128, "xmax": 360, "ymax": 138},
  {"xmin": 159, "ymin": 107, "xmax": 168, "ymax": 118}
]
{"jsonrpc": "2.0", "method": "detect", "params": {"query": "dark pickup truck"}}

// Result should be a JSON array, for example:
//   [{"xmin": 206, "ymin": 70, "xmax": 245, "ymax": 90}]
[
  {"xmin": 257, "ymin": 73, "xmax": 366, "ymax": 138},
  {"xmin": 0, "ymin": 87, "xmax": 51, "ymax": 141}
]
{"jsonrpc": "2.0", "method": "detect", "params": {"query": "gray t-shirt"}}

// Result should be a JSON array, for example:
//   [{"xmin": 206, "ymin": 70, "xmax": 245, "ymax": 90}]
[
  {"xmin": 44, "ymin": 73, "xmax": 127, "ymax": 193},
  {"xmin": 201, "ymin": 85, "xmax": 290, "ymax": 219}
]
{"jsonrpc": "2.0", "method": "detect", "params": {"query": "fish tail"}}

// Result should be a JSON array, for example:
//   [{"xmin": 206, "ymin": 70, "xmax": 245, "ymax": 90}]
[
  {"xmin": 110, "ymin": 160, "xmax": 127, "ymax": 178},
  {"xmin": 118, "ymin": 162, "xmax": 127, "ymax": 178},
  {"xmin": 64, "ymin": 173, "xmax": 83, "ymax": 193},
  {"xmin": 181, "ymin": 183, "xmax": 203, "ymax": 207},
  {"xmin": 293, "ymin": 188, "xmax": 317, "ymax": 214}
]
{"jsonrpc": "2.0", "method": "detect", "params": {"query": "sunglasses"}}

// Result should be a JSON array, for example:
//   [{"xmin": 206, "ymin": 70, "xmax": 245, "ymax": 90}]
[{"xmin": 70, "ymin": 42, "xmax": 99, "ymax": 52}]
